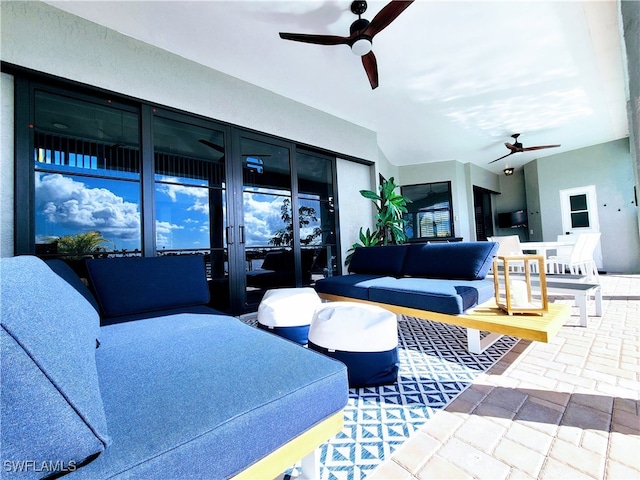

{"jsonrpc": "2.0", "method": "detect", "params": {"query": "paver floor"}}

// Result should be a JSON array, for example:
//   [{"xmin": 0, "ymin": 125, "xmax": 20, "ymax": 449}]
[{"xmin": 369, "ymin": 273, "xmax": 640, "ymax": 480}]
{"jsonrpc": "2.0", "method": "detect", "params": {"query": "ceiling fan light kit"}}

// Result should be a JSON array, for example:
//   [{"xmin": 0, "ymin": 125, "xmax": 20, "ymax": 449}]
[
  {"xmin": 351, "ymin": 37, "xmax": 373, "ymax": 56},
  {"xmin": 278, "ymin": 1, "xmax": 414, "ymax": 89}
]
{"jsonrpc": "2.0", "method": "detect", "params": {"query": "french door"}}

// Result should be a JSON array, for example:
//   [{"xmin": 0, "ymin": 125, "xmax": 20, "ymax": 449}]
[
  {"xmin": 559, "ymin": 185, "xmax": 603, "ymax": 269},
  {"xmin": 19, "ymin": 78, "xmax": 339, "ymax": 316},
  {"xmin": 229, "ymin": 132, "xmax": 338, "ymax": 314}
]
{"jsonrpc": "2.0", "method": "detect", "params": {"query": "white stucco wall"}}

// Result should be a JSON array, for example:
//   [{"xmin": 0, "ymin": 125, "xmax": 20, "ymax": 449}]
[
  {"xmin": 336, "ymin": 158, "xmax": 374, "ymax": 270},
  {"xmin": 530, "ymin": 138, "xmax": 639, "ymax": 273},
  {"xmin": 621, "ymin": 0, "xmax": 640, "ymax": 239},
  {"xmin": 0, "ymin": 73, "xmax": 15, "ymax": 257}
]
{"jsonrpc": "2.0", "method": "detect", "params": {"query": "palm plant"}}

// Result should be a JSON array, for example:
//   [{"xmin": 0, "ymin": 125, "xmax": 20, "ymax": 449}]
[
  {"xmin": 361, "ymin": 177, "xmax": 410, "ymax": 245},
  {"xmin": 346, "ymin": 177, "xmax": 410, "ymax": 263},
  {"xmin": 57, "ymin": 231, "xmax": 114, "ymax": 259}
]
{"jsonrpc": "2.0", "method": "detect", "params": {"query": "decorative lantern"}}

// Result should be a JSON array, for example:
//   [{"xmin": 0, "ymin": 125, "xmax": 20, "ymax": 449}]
[{"xmin": 492, "ymin": 255, "xmax": 548, "ymax": 315}]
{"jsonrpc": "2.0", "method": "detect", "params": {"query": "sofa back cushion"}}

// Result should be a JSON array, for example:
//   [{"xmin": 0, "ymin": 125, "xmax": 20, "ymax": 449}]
[
  {"xmin": 46, "ymin": 259, "xmax": 101, "ymax": 313},
  {"xmin": 402, "ymin": 242, "xmax": 498, "ymax": 280},
  {"xmin": 86, "ymin": 255, "xmax": 210, "ymax": 318},
  {"xmin": 0, "ymin": 256, "xmax": 110, "ymax": 477},
  {"xmin": 260, "ymin": 250, "xmax": 294, "ymax": 272},
  {"xmin": 348, "ymin": 245, "xmax": 408, "ymax": 276}
]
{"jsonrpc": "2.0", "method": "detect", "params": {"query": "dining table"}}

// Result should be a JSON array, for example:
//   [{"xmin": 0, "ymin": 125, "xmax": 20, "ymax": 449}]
[
  {"xmin": 520, "ymin": 241, "xmax": 576, "ymax": 273},
  {"xmin": 520, "ymin": 241, "xmax": 575, "ymax": 258}
]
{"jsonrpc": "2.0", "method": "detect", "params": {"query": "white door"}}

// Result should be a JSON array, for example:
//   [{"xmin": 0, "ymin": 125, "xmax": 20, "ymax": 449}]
[{"xmin": 559, "ymin": 185, "xmax": 603, "ymax": 269}]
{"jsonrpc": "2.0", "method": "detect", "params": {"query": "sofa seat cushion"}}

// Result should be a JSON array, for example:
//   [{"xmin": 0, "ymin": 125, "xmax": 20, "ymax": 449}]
[
  {"xmin": 71, "ymin": 314, "xmax": 348, "ymax": 479},
  {"xmin": 99, "ymin": 305, "xmax": 224, "ymax": 326},
  {"xmin": 402, "ymin": 242, "xmax": 498, "ymax": 280},
  {"xmin": 314, "ymin": 274, "xmax": 397, "ymax": 300},
  {"xmin": 86, "ymin": 255, "xmax": 210, "ymax": 318},
  {"xmin": 367, "ymin": 278, "xmax": 495, "ymax": 315},
  {"xmin": 0, "ymin": 256, "xmax": 110, "ymax": 478}
]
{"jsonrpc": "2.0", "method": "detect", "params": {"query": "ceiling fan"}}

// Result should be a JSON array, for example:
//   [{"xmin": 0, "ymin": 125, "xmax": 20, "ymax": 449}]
[
  {"xmin": 278, "ymin": 0, "xmax": 414, "ymax": 89},
  {"xmin": 489, "ymin": 133, "xmax": 561, "ymax": 164}
]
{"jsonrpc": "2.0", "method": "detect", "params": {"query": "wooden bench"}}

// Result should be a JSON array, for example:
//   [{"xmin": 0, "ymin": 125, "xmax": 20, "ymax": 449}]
[{"xmin": 318, "ymin": 293, "xmax": 571, "ymax": 354}]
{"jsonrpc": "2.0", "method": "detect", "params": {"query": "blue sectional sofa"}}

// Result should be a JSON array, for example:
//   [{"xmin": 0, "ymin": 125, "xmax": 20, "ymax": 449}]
[
  {"xmin": 1, "ymin": 255, "xmax": 348, "ymax": 479},
  {"xmin": 315, "ymin": 242, "xmax": 499, "ymax": 315}
]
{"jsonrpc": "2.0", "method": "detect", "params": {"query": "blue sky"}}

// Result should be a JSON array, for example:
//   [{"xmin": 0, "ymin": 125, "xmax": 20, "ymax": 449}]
[{"xmin": 35, "ymin": 172, "xmax": 322, "ymax": 252}]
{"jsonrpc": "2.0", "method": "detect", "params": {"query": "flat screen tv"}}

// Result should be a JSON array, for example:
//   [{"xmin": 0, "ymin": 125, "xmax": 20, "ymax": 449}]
[{"xmin": 498, "ymin": 210, "xmax": 527, "ymax": 228}]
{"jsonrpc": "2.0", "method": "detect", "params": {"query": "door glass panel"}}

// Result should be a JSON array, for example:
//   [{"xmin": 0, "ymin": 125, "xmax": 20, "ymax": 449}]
[
  {"xmin": 153, "ymin": 116, "xmax": 229, "ymax": 311},
  {"xmin": 33, "ymin": 91, "xmax": 141, "ymax": 259},
  {"xmin": 570, "ymin": 212, "xmax": 590, "ymax": 228},
  {"xmin": 569, "ymin": 194, "xmax": 589, "ymax": 228},
  {"xmin": 569, "ymin": 194, "xmax": 588, "ymax": 212},
  {"xmin": 241, "ymin": 137, "xmax": 292, "ymax": 309},
  {"xmin": 297, "ymin": 152, "xmax": 337, "ymax": 282}
]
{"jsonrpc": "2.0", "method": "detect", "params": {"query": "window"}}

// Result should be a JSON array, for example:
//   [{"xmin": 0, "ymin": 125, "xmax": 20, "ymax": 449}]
[
  {"xmin": 153, "ymin": 116, "xmax": 226, "ymax": 253},
  {"xmin": 402, "ymin": 182, "xmax": 454, "ymax": 240},
  {"xmin": 33, "ymin": 90, "xmax": 141, "ymax": 257}
]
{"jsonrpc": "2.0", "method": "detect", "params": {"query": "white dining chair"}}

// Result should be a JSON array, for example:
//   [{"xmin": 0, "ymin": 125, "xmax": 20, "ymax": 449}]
[
  {"xmin": 487, "ymin": 235, "xmax": 526, "ymax": 272},
  {"xmin": 547, "ymin": 232, "xmax": 601, "ymax": 282},
  {"xmin": 555, "ymin": 234, "xmax": 576, "ymax": 258}
]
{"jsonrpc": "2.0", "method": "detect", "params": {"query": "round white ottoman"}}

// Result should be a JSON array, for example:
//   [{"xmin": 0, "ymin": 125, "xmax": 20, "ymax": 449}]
[
  {"xmin": 308, "ymin": 302, "xmax": 399, "ymax": 388},
  {"xmin": 257, "ymin": 287, "xmax": 321, "ymax": 345}
]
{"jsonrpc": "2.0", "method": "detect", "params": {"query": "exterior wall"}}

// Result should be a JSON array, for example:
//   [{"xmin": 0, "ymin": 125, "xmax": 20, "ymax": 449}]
[
  {"xmin": 530, "ymin": 138, "xmax": 639, "ymax": 273},
  {"xmin": 0, "ymin": 73, "xmax": 14, "ymax": 257},
  {"xmin": 375, "ymin": 148, "xmax": 400, "ymax": 184},
  {"xmin": 524, "ymin": 162, "xmax": 543, "ymax": 241},
  {"xmin": 621, "ymin": 0, "xmax": 640, "ymax": 238},
  {"xmin": 336, "ymin": 159, "xmax": 374, "ymax": 271}
]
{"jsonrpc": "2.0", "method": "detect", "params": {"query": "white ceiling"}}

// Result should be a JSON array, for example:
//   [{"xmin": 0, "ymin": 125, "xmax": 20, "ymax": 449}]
[{"xmin": 45, "ymin": 0, "xmax": 630, "ymax": 174}]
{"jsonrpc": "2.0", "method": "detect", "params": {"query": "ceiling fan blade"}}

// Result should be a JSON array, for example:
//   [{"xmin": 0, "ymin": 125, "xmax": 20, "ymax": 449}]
[
  {"xmin": 522, "ymin": 144, "xmax": 561, "ymax": 151},
  {"xmin": 488, "ymin": 151, "xmax": 515, "ymax": 164},
  {"xmin": 504, "ymin": 142, "xmax": 521, "ymax": 152},
  {"xmin": 279, "ymin": 32, "xmax": 351, "ymax": 46},
  {"xmin": 199, "ymin": 139, "xmax": 224, "ymax": 153},
  {"xmin": 364, "ymin": 1, "xmax": 414, "ymax": 38},
  {"xmin": 362, "ymin": 51, "xmax": 379, "ymax": 89}
]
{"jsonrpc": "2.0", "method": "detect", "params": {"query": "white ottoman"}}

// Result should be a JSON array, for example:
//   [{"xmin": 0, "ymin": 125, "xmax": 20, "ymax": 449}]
[
  {"xmin": 257, "ymin": 287, "xmax": 321, "ymax": 345},
  {"xmin": 308, "ymin": 302, "xmax": 399, "ymax": 388}
]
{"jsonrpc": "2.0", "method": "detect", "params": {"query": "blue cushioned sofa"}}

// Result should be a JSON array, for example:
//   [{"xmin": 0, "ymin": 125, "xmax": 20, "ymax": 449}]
[
  {"xmin": 315, "ymin": 242, "xmax": 499, "ymax": 315},
  {"xmin": 1, "ymin": 255, "xmax": 348, "ymax": 479}
]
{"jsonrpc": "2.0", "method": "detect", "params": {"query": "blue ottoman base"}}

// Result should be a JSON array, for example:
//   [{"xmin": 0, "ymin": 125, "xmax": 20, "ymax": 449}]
[
  {"xmin": 258, "ymin": 323, "xmax": 310, "ymax": 345},
  {"xmin": 308, "ymin": 342, "xmax": 399, "ymax": 388}
]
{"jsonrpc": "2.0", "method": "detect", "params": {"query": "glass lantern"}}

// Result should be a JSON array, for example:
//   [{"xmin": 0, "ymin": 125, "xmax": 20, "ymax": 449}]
[{"xmin": 492, "ymin": 255, "xmax": 548, "ymax": 315}]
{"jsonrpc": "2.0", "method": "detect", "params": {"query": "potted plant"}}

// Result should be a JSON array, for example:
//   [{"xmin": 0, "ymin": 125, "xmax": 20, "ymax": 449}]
[{"xmin": 346, "ymin": 177, "xmax": 410, "ymax": 264}]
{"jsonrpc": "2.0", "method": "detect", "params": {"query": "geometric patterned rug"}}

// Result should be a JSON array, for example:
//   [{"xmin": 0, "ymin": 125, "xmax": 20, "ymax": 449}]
[{"xmin": 281, "ymin": 315, "xmax": 518, "ymax": 480}]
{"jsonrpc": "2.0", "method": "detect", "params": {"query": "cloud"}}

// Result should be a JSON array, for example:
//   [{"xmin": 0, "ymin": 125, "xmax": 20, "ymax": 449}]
[
  {"xmin": 36, "ymin": 173, "xmax": 140, "ymax": 241},
  {"xmin": 155, "ymin": 220, "xmax": 184, "ymax": 249},
  {"xmin": 156, "ymin": 181, "xmax": 210, "ymax": 215},
  {"xmin": 242, "ymin": 192, "xmax": 288, "ymax": 247}
]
